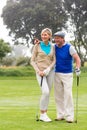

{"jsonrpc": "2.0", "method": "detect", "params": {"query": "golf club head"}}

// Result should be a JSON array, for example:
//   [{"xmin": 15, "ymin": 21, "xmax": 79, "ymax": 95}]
[
  {"xmin": 36, "ymin": 115, "xmax": 39, "ymax": 121},
  {"xmin": 74, "ymin": 120, "xmax": 77, "ymax": 123},
  {"xmin": 36, "ymin": 118, "xmax": 39, "ymax": 121}
]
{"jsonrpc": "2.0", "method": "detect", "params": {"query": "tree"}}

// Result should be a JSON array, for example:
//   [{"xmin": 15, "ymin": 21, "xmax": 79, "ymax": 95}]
[
  {"xmin": 0, "ymin": 39, "xmax": 11, "ymax": 61},
  {"xmin": 64, "ymin": 0, "xmax": 87, "ymax": 66},
  {"xmin": 1, "ymin": 0, "xmax": 68, "ymax": 46}
]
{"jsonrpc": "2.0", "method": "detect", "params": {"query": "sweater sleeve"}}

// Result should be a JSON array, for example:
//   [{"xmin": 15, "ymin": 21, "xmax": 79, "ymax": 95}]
[
  {"xmin": 30, "ymin": 44, "xmax": 40, "ymax": 73},
  {"xmin": 48, "ymin": 45, "xmax": 56, "ymax": 70}
]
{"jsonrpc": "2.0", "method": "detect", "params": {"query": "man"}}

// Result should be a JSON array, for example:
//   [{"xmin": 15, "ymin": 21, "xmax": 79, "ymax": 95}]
[{"xmin": 54, "ymin": 31, "xmax": 81, "ymax": 123}]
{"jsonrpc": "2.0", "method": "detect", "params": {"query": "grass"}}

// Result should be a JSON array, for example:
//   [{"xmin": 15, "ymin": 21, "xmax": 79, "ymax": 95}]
[{"xmin": 0, "ymin": 74, "xmax": 87, "ymax": 130}]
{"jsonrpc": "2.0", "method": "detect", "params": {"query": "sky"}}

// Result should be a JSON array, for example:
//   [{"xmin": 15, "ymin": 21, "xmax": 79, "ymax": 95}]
[{"xmin": 0, "ymin": 0, "xmax": 12, "ymax": 43}]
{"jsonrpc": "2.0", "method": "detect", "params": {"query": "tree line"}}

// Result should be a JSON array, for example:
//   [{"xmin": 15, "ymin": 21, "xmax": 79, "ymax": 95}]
[{"xmin": 1, "ymin": 0, "xmax": 87, "ymax": 66}]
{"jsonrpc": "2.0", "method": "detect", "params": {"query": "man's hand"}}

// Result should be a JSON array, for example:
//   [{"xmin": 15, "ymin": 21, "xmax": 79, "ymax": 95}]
[
  {"xmin": 34, "ymin": 38, "xmax": 40, "ymax": 44},
  {"xmin": 75, "ymin": 68, "xmax": 81, "ymax": 76}
]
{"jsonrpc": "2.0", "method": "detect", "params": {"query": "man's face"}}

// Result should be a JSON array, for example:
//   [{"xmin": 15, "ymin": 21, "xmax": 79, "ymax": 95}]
[{"xmin": 54, "ymin": 36, "xmax": 64, "ymax": 46}]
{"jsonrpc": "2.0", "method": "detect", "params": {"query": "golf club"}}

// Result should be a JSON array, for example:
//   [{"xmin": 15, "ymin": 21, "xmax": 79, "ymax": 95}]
[
  {"xmin": 36, "ymin": 76, "xmax": 43, "ymax": 121},
  {"xmin": 75, "ymin": 76, "xmax": 79, "ymax": 123}
]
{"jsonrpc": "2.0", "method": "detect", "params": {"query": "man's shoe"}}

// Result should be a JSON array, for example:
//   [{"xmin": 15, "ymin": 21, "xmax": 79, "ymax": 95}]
[
  {"xmin": 40, "ymin": 113, "xmax": 52, "ymax": 122},
  {"xmin": 66, "ymin": 120, "xmax": 73, "ymax": 123},
  {"xmin": 55, "ymin": 118, "xmax": 65, "ymax": 121}
]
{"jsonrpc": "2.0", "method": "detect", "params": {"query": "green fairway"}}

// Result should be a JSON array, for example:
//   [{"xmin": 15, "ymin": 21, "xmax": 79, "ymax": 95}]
[{"xmin": 0, "ymin": 75, "xmax": 87, "ymax": 130}]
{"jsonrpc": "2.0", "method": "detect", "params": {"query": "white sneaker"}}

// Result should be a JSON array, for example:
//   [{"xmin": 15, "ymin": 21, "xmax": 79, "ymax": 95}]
[
  {"xmin": 40, "ymin": 113, "xmax": 52, "ymax": 122},
  {"xmin": 66, "ymin": 117, "xmax": 74, "ymax": 123}
]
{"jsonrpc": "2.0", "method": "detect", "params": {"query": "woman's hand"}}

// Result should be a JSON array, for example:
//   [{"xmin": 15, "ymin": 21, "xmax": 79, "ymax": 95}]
[{"xmin": 38, "ymin": 71, "xmax": 44, "ymax": 77}]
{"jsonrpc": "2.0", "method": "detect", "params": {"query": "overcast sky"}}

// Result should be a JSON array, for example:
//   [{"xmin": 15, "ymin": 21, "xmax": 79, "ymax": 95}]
[{"xmin": 0, "ymin": 0, "xmax": 12, "ymax": 43}]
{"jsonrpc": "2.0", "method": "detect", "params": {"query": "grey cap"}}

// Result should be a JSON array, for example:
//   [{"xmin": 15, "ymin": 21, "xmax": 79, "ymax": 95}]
[{"xmin": 54, "ymin": 31, "xmax": 65, "ymax": 38}]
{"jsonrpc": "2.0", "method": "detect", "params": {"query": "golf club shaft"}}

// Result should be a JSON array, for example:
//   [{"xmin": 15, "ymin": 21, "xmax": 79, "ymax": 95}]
[
  {"xmin": 36, "ymin": 76, "xmax": 43, "ymax": 121},
  {"xmin": 75, "ymin": 76, "xmax": 79, "ymax": 123},
  {"xmin": 40, "ymin": 76, "xmax": 43, "ymax": 87},
  {"xmin": 77, "ymin": 76, "xmax": 79, "ymax": 86}
]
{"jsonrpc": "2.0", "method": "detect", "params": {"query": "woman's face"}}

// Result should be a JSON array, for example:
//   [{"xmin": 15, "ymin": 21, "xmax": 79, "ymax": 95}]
[{"xmin": 41, "ymin": 32, "xmax": 50, "ymax": 43}]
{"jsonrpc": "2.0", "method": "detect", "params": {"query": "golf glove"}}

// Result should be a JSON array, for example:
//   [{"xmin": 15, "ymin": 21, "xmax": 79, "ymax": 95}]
[
  {"xmin": 43, "ymin": 67, "xmax": 51, "ymax": 76},
  {"xmin": 75, "ymin": 68, "xmax": 81, "ymax": 76}
]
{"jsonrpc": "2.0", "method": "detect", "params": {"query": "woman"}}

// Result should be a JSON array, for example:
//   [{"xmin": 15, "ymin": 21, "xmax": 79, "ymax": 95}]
[{"xmin": 31, "ymin": 28, "xmax": 55, "ymax": 122}]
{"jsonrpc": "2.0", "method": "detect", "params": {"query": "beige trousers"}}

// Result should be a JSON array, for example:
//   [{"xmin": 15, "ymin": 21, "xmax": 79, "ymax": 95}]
[
  {"xmin": 54, "ymin": 73, "xmax": 74, "ymax": 121},
  {"xmin": 36, "ymin": 70, "xmax": 54, "ymax": 110}
]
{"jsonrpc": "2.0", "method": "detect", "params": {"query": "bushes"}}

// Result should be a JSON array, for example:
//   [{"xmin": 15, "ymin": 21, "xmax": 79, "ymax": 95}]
[
  {"xmin": 1, "ymin": 56, "xmax": 31, "ymax": 66},
  {"xmin": 0, "ymin": 65, "xmax": 87, "ymax": 77},
  {"xmin": 2, "ymin": 57, "xmax": 15, "ymax": 66},
  {"xmin": 16, "ymin": 57, "xmax": 31, "ymax": 66},
  {"xmin": 0, "ymin": 66, "xmax": 35, "ymax": 77}
]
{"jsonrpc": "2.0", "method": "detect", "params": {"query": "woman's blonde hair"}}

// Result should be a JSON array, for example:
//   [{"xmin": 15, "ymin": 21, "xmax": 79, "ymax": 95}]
[{"xmin": 41, "ymin": 28, "xmax": 52, "ymax": 37}]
